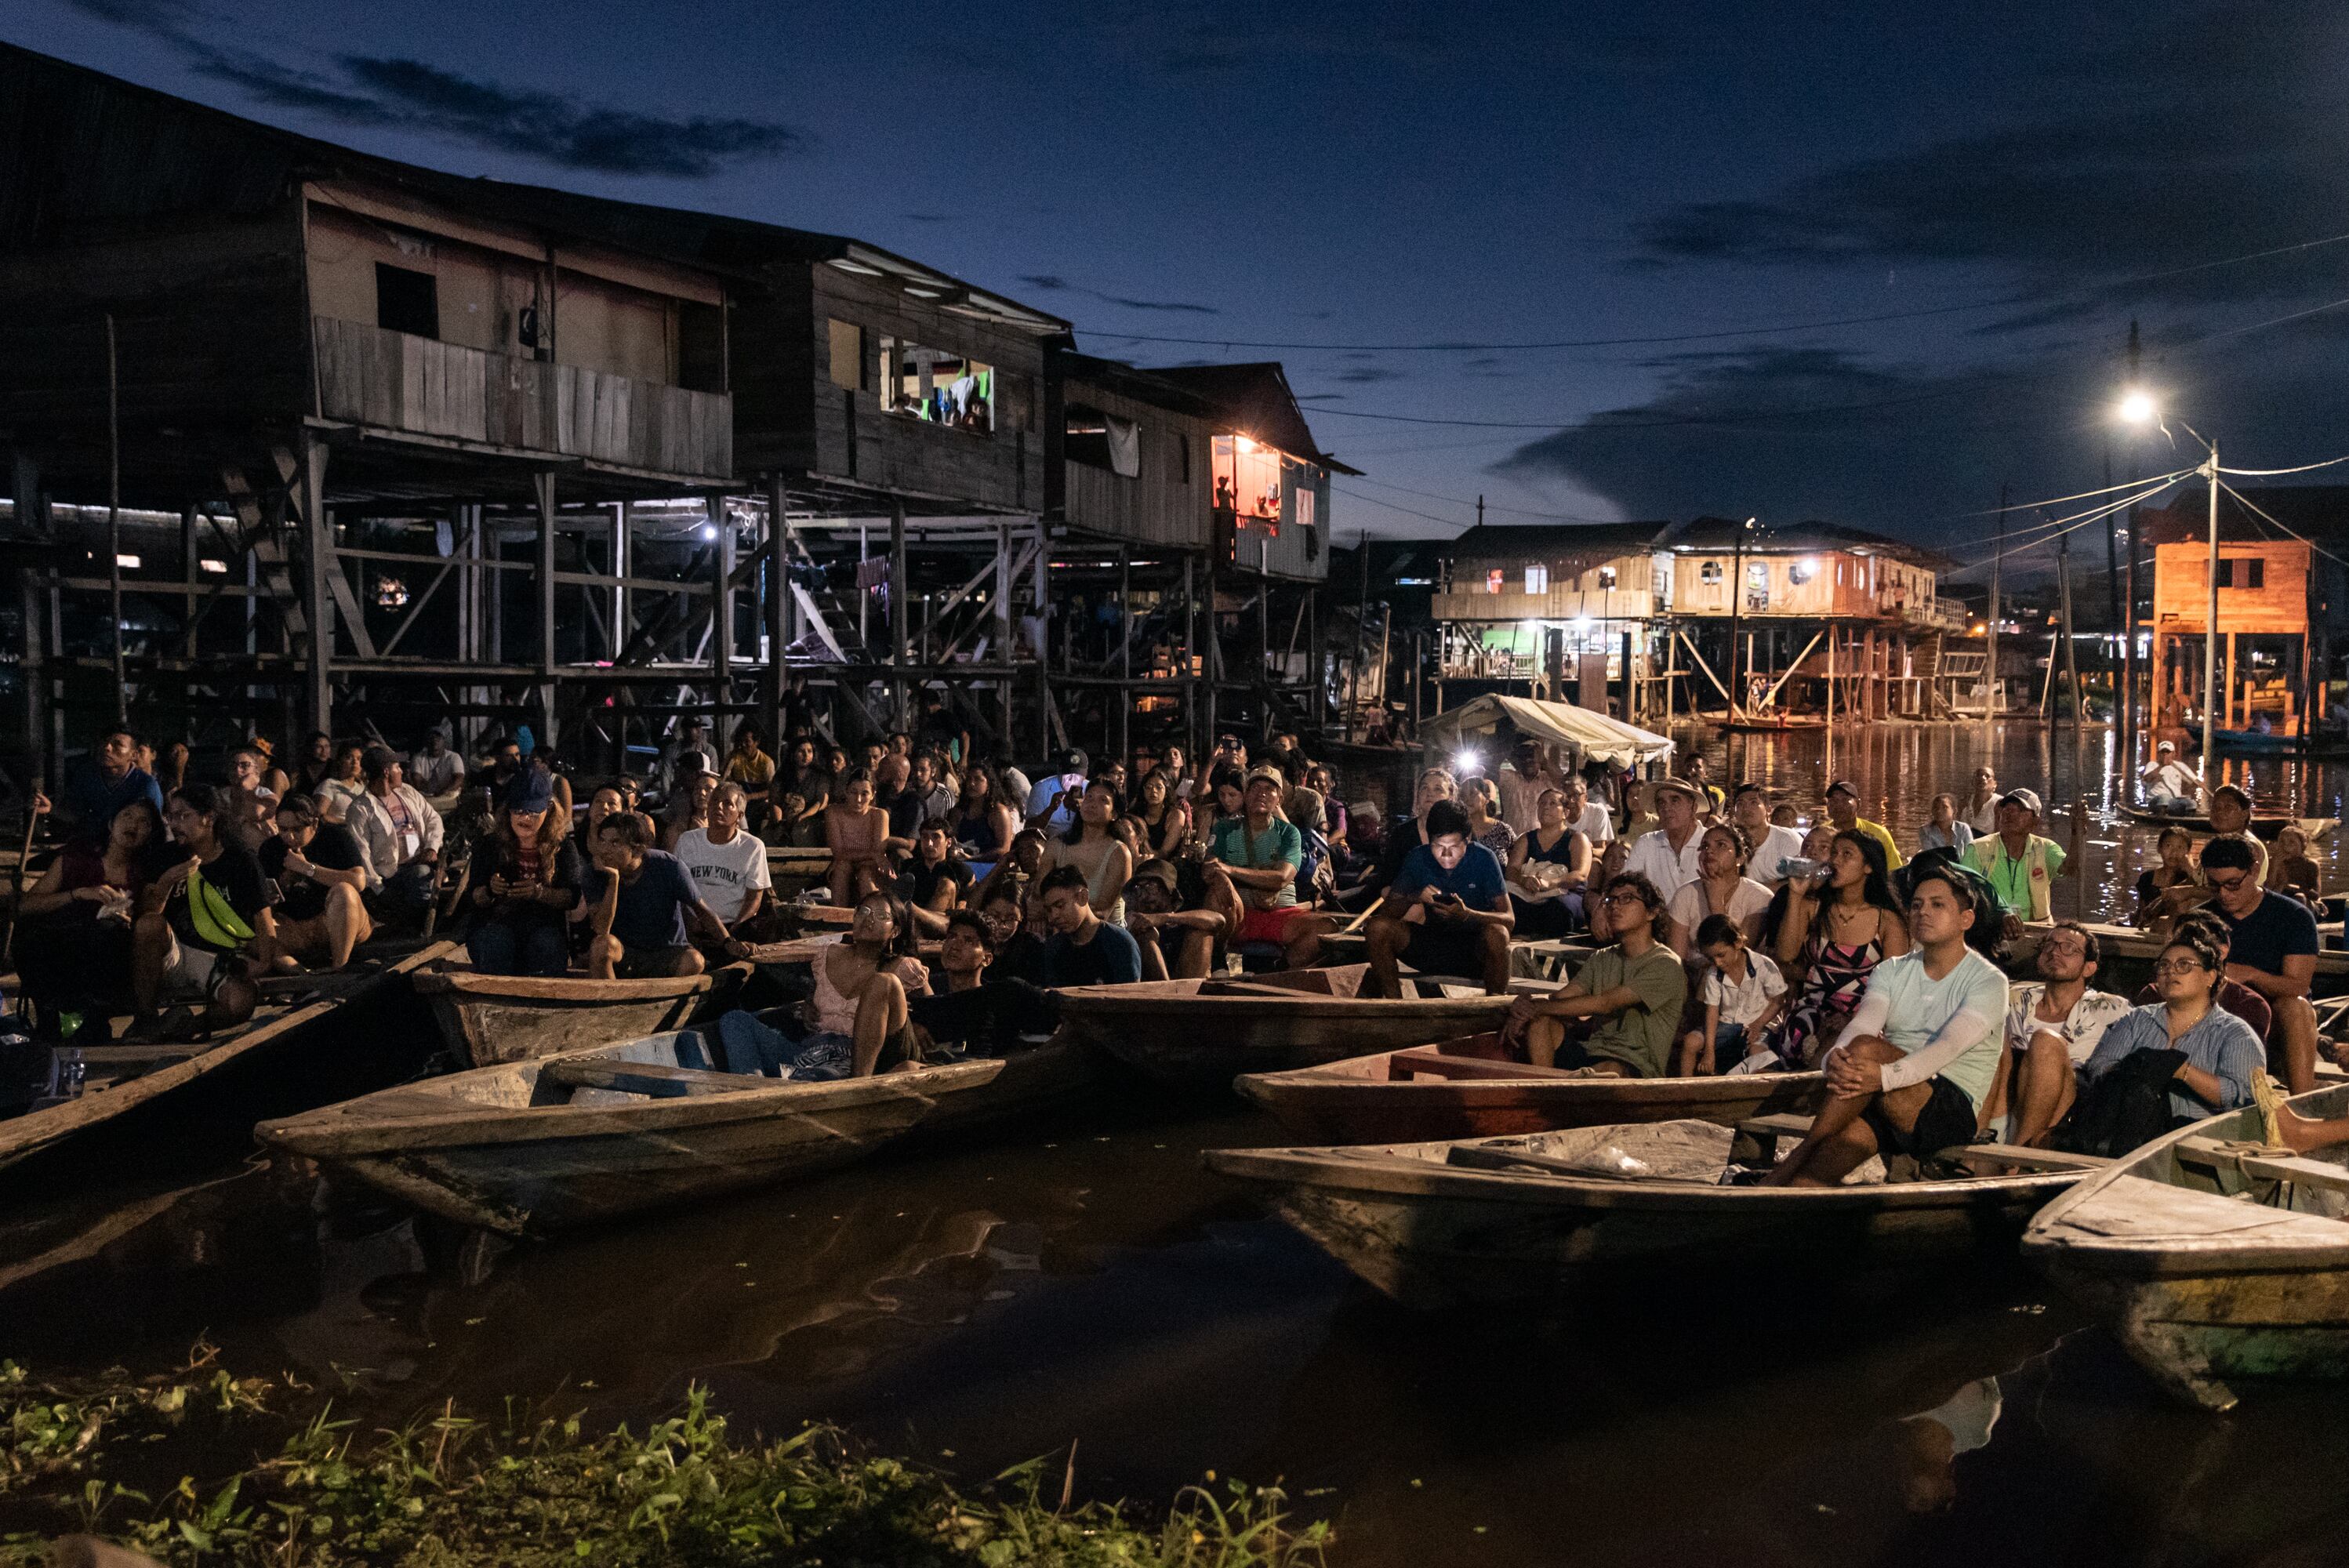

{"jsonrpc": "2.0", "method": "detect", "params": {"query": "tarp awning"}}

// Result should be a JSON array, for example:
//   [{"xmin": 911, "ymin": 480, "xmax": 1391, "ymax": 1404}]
[{"xmin": 1418, "ymin": 694, "xmax": 1674, "ymax": 769}]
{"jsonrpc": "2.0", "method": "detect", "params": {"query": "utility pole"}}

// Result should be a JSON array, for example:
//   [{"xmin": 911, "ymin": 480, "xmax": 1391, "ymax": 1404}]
[
  {"xmin": 1726, "ymin": 520, "xmax": 1747, "ymax": 721},
  {"xmin": 2203, "ymin": 439, "xmax": 2221, "ymax": 767},
  {"xmin": 2059, "ymin": 532, "xmax": 2081, "ymax": 727},
  {"xmin": 105, "ymin": 313, "xmax": 125, "ymax": 723},
  {"xmin": 1985, "ymin": 481, "xmax": 2006, "ymax": 750},
  {"xmin": 2102, "ymin": 452, "xmax": 2121, "ymax": 738},
  {"xmin": 2120, "ymin": 319, "xmax": 2144, "ymax": 766}
]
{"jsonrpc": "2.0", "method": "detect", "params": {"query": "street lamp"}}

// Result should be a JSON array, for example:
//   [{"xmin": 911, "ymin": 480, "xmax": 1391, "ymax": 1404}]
[{"xmin": 2118, "ymin": 389, "xmax": 2221, "ymax": 767}]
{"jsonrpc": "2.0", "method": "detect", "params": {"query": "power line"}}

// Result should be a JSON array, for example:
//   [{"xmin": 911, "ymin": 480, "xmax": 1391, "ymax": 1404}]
[{"xmin": 1074, "ymin": 227, "xmax": 2349, "ymax": 354}]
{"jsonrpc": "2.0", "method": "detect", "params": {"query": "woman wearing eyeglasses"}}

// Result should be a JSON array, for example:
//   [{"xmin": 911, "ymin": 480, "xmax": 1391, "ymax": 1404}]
[{"xmin": 2078, "ymin": 925, "xmax": 2267, "ymax": 1123}]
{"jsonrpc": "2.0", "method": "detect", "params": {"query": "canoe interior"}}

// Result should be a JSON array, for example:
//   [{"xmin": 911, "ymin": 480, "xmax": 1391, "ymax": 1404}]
[
  {"xmin": 1236, "ymin": 1033, "xmax": 1826, "ymax": 1142},
  {"xmin": 2024, "ymin": 1083, "xmax": 2349, "ymax": 1408},
  {"xmin": 260, "ymin": 1028, "xmax": 1004, "ymax": 1237},
  {"xmin": 417, "ymin": 961, "xmax": 751, "ymax": 1065},
  {"xmin": 1208, "ymin": 1120, "xmax": 2080, "ymax": 1306}
]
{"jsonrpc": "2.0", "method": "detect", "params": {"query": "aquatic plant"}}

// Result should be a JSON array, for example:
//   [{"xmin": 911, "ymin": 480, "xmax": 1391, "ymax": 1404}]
[{"xmin": 1, "ymin": 1352, "xmax": 1329, "ymax": 1566}]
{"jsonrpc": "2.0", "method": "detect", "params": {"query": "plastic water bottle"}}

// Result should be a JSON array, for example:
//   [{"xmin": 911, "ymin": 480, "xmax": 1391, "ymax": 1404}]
[{"xmin": 59, "ymin": 1047, "xmax": 85, "ymax": 1099}]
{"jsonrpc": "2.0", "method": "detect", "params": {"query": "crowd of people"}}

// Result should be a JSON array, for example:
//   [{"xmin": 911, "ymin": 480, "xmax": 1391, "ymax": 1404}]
[{"xmin": 13, "ymin": 710, "xmax": 2349, "ymax": 1158}]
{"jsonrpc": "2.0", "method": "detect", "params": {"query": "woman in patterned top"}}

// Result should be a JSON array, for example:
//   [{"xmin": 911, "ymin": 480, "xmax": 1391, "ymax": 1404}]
[{"xmin": 1770, "ymin": 829, "xmax": 1911, "ymax": 1068}]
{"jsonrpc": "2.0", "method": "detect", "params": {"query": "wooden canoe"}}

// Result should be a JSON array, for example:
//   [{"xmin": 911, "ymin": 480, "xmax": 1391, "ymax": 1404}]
[
  {"xmin": 2117, "ymin": 804, "xmax": 2336, "ymax": 840},
  {"xmin": 0, "ymin": 939, "xmax": 459, "ymax": 1178},
  {"xmin": 2023, "ymin": 1083, "xmax": 2349, "ymax": 1410},
  {"xmin": 1207, "ymin": 1120, "xmax": 2087, "ymax": 1307},
  {"xmin": 1236, "ymin": 1035, "xmax": 1824, "ymax": 1144},
  {"xmin": 415, "ymin": 961, "xmax": 751, "ymax": 1066},
  {"xmin": 1054, "ymin": 965, "xmax": 1517, "ymax": 1090},
  {"xmin": 256, "ymin": 1033, "xmax": 1004, "ymax": 1237}
]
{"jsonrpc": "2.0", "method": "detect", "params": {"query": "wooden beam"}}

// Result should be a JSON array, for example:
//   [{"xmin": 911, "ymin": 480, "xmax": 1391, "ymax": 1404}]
[{"xmin": 296, "ymin": 431, "xmax": 332, "ymax": 732}]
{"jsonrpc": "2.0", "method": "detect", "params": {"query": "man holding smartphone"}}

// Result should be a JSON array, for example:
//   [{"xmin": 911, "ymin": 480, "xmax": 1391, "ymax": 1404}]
[{"xmin": 1363, "ymin": 799, "xmax": 1514, "ymax": 996}]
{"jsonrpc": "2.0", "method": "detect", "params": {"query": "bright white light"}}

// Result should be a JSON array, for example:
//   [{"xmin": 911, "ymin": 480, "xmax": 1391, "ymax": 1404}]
[
  {"xmin": 698, "ymin": 524, "xmax": 717, "ymax": 540},
  {"xmin": 1571, "ymin": 615, "xmax": 1593, "ymax": 630},
  {"xmin": 1452, "ymin": 750, "xmax": 1481, "ymax": 775},
  {"xmin": 198, "ymin": 558, "xmax": 228, "ymax": 574},
  {"xmin": 2118, "ymin": 389, "xmax": 2156, "ymax": 425},
  {"xmin": 114, "ymin": 554, "xmax": 140, "ymax": 568}
]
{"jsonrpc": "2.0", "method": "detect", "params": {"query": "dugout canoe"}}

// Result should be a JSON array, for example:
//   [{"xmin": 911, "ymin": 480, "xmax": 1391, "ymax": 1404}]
[
  {"xmin": 2117, "ymin": 804, "xmax": 2336, "ymax": 840},
  {"xmin": 415, "ymin": 961, "xmax": 752, "ymax": 1066},
  {"xmin": 1053, "ymin": 965, "xmax": 1517, "ymax": 1090},
  {"xmin": 0, "ymin": 938, "xmax": 459, "ymax": 1177},
  {"xmin": 256, "ymin": 1032, "xmax": 1004, "ymax": 1237},
  {"xmin": 2023, "ymin": 1083, "xmax": 2349, "ymax": 1410},
  {"xmin": 1206, "ymin": 1120, "xmax": 2094, "ymax": 1308},
  {"xmin": 1235, "ymin": 1034, "xmax": 1825, "ymax": 1144}
]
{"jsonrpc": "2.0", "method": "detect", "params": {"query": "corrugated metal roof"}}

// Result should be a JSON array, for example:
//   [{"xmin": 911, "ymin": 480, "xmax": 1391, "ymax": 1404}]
[{"xmin": 1142, "ymin": 362, "xmax": 1360, "ymax": 474}]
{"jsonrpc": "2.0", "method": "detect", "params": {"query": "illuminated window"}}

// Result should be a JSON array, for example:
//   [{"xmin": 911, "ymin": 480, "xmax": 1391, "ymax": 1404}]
[
  {"xmin": 877, "ymin": 337, "xmax": 993, "ymax": 433},
  {"xmin": 1596, "ymin": 566, "xmax": 1617, "ymax": 590},
  {"xmin": 1525, "ymin": 564, "xmax": 1548, "ymax": 593},
  {"xmin": 1213, "ymin": 435, "xmax": 1283, "ymax": 524},
  {"xmin": 1700, "ymin": 560, "xmax": 1722, "ymax": 583},
  {"xmin": 1487, "ymin": 568, "xmax": 1504, "ymax": 593},
  {"xmin": 1789, "ymin": 557, "xmax": 1816, "ymax": 586}
]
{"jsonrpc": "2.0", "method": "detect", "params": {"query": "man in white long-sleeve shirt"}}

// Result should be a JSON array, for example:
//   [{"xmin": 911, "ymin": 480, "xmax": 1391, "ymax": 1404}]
[{"xmin": 1763, "ymin": 866, "xmax": 2008, "ymax": 1185}]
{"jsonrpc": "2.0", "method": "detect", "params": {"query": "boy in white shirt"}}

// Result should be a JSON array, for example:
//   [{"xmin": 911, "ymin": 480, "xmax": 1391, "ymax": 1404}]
[{"xmin": 1679, "ymin": 913, "xmax": 1788, "ymax": 1075}]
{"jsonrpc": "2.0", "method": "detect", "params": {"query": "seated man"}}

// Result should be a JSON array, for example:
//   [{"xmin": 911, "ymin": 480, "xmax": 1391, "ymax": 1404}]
[
  {"xmin": 583, "ymin": 811, "xmax": 743, "ymax": 979},
  {"xmin": 2140, "ymin": 739, "xmax": 2204, "ymax": 815},
  {"xmin": 1205, "ymin": 767, "xmax": 1327, "ymax": 970},
  {"xmin": 1037, "ymin": 865, "xmax": 1143, "ymax": 987},
  {"xmin": 129, "ymin": 784, "xmax": 273, "ymax": 1039},
  {"xmin": 1982, "ymin": 921, "xmax": 2130, "ymax": 1147},
  {"xmin": 672, "ymin": 781, "xmax": 774, "ymax": 948},
  {"xmin": 2197, "ymin": 834, "xmax": 2318, "ymax": 1092},
  {"xmin": 1504, "ymin": 871, "xmax": 1683, "ymax": 1076},
  {"xmin": 408, "ymin": 726, "xmax": 467, "ymax": 812},
  {"xmin": 909, "ymin": 909, "xmax": 1060, "ymax": 1054},
  {"xmin": 1763, "ymin": 865, "xmax": 2010, "ymax": 1185},
  {"xmin": 1363, "ymin": 800, "xmax": 1513, "ymax": 997},
  {"xmin": 899, "ymin": 817, "xmax": 975, "ymax": 939},
  {"xmin": 345, "ymin": 745, "xmax": 444, "ymax": 929},
  {"xmin": 256, "ymin": 793, "xmax": 373, "ymax": 971},
  {"xmin": 41, "ymin": 724, "xmax": 165, "ymax": 843},
  {"xmin": 1125, "ymin": 856, "xmax": 1226, "ymax": 980}
]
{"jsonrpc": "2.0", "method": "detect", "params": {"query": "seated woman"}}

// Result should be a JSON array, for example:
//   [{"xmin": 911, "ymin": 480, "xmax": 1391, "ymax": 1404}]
[
  {"xmin": 2133, "ymin": 825, "xmax": 2205, "ymax": 929},
  {"xmin": 1460, "ymin": 776, "xmax": 1518, "ymax": 863},
  {"xmin": 1770, "ymin": 829, "xmax": 1909, "ymax": 1069},
  {"xmin": 824, "ymin": 769, "xmax": 906, "ymax": 905},
  {"xmin": 658, "ymin": 770, "xmax": 716, "ymax": 852},
  {"xmin": 2077, "ymin": 924, "xmax": 2267, "ymax": 1126},
  {"xmin": 1505, "ymin": 787, "xmax": 1592, "ymax": 939},
  {"xmin": 16, "ymin": 797, "xmax": 171, "ymax": 1032},
  {"xmin": 717, "ymin": 892, "xmax": 932, "ymax": 1080},
  {"xmin": 949, "ymin": 764, "xmax": 1018, "ymax": 879},
  {"xmin": 1665, "ymin": 822, "xmax": 1770, "ymax": 960},
  {"xmin": 313, "ymin": 743, "xmax": 367, "ymax": 824},
  {"xmin": 2264, "ymin": 823, "xmax": 2322, "ymax": 906},
  {"xmin": 460, "ymin": 774, "xmax": 583, "ymax": 977}
]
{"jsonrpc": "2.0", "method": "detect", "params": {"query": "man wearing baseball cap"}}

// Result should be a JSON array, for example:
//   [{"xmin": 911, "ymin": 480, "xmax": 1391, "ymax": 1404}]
[
  {"xmin": 1960, "ymin": 787, "xmax": 2065, "ymax": 926},
  {"xmin": 2140, "ymin": 739, "xmax": 2205, "ymax": 815},
  {"xmin": 1823, "ymin": 780, "xmax": 1903, "ymax": 871},
  {"xmin": 1617, "ymin": 775, "xmax": 1706, "ymax": 913}
]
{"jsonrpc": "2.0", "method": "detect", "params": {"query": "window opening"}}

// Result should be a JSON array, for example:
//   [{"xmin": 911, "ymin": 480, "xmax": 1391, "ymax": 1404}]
[{"xmin": 376, "ymin": 263, "xmax": 439, "ymax": 339}]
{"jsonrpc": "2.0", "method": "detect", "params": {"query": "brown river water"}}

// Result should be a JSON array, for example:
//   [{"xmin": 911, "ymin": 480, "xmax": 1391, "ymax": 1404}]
[{"xmin": 7, "ymin": 723, "xmax": 2349, "ymax": 1566}]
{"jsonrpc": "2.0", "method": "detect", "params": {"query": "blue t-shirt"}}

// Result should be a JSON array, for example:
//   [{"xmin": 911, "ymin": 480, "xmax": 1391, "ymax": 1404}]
[
  {"xmin": 592, "ymin": 849, "xmax": 700, "ymax": 950},
  {"xmin": 1390, "ymin": 840, "xmax": 1507, "ymax": 909},
  {"xmin": 1042, "ymin": 920, "xmax": 1143, "ymax": 987},
  {"xmin": 2216, "ymin": 891, "xmax": 2319, "ymax": 978},
  {"xmin": 63, "ymin": 762, "xmax": 164, "ymax": 837}
]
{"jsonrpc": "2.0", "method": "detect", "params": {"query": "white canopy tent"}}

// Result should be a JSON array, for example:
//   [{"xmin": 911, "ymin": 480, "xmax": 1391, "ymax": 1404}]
[{"xmin": 1419, "ymin": 694, "xmax": 1674, "ymax": 771}]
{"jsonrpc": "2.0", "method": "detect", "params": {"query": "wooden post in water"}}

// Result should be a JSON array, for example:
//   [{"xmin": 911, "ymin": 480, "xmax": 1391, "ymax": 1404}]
[
  {"xmin": 1985, "ymin": 484, "xmax": 2006, "ymax": 751},
  {"xmin": 2059, "ymin": 533, "xmax": 2081, "ymax": 728}
]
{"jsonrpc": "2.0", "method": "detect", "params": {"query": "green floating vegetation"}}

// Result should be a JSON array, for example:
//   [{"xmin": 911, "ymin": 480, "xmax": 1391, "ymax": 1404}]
[{"xmin": 2, "ymin": 1353, "xmax": 1330, "ymax": 1566}]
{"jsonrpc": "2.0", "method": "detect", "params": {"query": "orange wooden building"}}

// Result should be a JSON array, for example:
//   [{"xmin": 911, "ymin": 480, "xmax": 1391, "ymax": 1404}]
[{"xmin": 2140, "ymin": 486, "xmax": 2349, "ymax": 735}]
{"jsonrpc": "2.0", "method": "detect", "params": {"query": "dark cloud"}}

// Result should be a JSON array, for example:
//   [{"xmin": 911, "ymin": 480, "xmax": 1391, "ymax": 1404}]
[
  {"xmin": 66, "ymin": 0, "xmax": 801, "ymax": 176},
  {"xmin": 900, "ymin": 212, "xmax": 957, "ymax": 223},
  {"xmin": 1329, "ymin": 366, "xmax": 1406, "ymax": 384},
  {"xmin": 1632, "ymin": 5, "xmax": 2349, "ymax": 307},
  {"xmin": 1296, "ymin": 393, "xmax": 1348, "ymax": 402}
]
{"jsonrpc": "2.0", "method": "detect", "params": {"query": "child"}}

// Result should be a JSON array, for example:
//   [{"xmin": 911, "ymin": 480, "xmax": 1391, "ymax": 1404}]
[
  {"xmin": 1678, "ymin": 913, "xmax": 1788, "ymax": 1075},
  {"xmin": 2265, "ymin": 823, "xmax": 2322, "ymax": 906}
]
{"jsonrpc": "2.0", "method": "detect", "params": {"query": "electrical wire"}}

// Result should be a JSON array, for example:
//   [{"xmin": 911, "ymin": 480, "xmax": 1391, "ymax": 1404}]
[
  {"xmin": 2217, "ymin": 452, "xmax": 2349, "ymax": 477},
  {"xmin": 1073, "ymin": 227, "xmax": 2349, "ymax": 353},
  {"xmin": 1941, "ymin": 478, "xmax": 2186, "ymax": 573},
  {"xmin": 2217, "ymin": 481, "xmax": 2349, "ymax": 572}
]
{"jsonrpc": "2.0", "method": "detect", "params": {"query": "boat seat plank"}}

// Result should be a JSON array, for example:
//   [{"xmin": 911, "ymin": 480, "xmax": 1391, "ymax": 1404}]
[
  {"xmin": 1737, "ymin": 1113, "xmax": 1815, "ymax": 1138},
  {"xmin": 72, "ymin": 1044, "xmax": 205, "ymax": 1069},
  {"xmin": 1949, "ymin": 1144, "xmax": 2111, "ymax": 1174},
  {"xmin": 538, "ymin": 1058, "xmax": 763, "ymax": 1098},
  {"xmin": 2174, "ymin": 1135, "xmax": 2279, "ymax": 1173},
  {"xmin": 1385, "ymin": 1050, "xmax": 1571, "ymax": 1083},
  {"xmin": 2237, "ymin": 1152, "xmax": 2349, "ymax": 1194}
]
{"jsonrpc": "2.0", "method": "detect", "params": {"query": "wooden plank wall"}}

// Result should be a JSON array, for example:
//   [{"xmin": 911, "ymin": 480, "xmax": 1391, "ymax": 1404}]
[
  {"xmin": 314, "ymin": 316, "xmax": 730, "ymax": 481},
  {"xmin": 803, "ymin": 264, "xmax": 1048, "ymax": 510},
  {"xmin": 2151, "ymin": 539, "xmax": 2311, "ymax": 635},
  {"xmin": 1060, "ymin": 376, "xmax": 1211, "ymax": 550}
]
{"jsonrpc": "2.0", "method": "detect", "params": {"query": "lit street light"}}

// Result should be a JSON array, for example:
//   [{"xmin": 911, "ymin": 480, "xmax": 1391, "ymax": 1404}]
[{"xmin": 2117, "ymin": 388, "xmax": 2221, "ymax": 768}]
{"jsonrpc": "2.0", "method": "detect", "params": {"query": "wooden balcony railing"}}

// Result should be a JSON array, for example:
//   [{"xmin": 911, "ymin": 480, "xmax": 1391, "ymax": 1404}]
[{"xmin": 314, "ymin": 316, "xmax": 732, "ymax": 481}]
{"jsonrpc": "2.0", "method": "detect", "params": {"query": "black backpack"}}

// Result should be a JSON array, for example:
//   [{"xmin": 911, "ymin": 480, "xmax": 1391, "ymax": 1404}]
[{"xmin": 2051, "ymin": 1047, "xmax": 2188, "ymax": 1157}]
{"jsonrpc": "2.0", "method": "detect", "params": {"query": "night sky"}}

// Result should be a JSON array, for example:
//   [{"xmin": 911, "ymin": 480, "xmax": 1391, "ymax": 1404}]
[{"xmin": 16, "ymin": 1, "xmax": 2349, "ymax": 585}]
